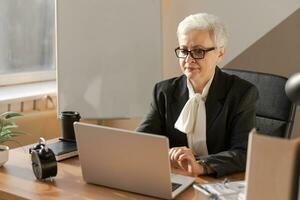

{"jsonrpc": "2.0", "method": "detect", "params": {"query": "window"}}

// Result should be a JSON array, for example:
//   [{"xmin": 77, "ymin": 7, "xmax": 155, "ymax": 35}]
[{"xmin": 0, "ymin": 0, "xmax": 55, "ymax": 86}]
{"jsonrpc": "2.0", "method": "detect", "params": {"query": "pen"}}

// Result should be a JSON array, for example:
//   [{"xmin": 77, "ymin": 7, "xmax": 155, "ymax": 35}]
[
  {"xmin": 194, "ymin": 184, "xmax": 218, "ymax": 200},
  {"xmin": 199, "ymin": 184, "xmax": 211, "ymax": 194}
]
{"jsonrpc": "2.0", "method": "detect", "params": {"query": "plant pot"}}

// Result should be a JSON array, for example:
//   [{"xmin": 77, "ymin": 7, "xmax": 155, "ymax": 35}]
[{"xmin": 0, "ymin": 145, "xmax": 9, "ymax": 167}]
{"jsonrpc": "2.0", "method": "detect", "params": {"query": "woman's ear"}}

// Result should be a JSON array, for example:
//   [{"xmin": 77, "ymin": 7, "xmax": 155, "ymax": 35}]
[{"xmin": 216, "ymin": 47, "xmax": 225, "ymax": 63}]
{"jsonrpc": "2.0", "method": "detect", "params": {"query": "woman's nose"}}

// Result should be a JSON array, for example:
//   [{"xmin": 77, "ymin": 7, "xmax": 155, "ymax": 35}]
[{"xmin": 185, "ymin": 53, "xmax": 195, "ymax": 63}]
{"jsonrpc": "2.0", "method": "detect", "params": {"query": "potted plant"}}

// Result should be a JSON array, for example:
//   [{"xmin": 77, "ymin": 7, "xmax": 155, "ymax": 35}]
[{"xmin": 0, "ymin": 111, "xmax": 24, "ymax": 167}]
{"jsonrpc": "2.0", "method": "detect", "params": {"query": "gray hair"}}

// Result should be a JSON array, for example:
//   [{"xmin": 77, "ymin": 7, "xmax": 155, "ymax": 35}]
[{"xmin": 177, "ymin": 13, "xmax": 228, "ymax": 48}]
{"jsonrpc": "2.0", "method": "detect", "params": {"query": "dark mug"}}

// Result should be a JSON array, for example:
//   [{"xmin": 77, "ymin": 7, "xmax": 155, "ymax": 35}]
[{"xmin": 59, "ymin": 111, "xmax": 81, "ymax": 141}]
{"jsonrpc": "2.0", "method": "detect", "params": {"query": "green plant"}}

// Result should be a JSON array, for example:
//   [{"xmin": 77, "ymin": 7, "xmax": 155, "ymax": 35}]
[{"xmin": 0, "ymin": 111, "xmax": 24, "ymax": 143}]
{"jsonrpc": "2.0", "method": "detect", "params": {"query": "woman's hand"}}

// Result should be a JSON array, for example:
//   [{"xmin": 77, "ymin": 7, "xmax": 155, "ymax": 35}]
[{"xmin": 169, "ymin": 146, "xmax": 203, "ymax": 176}]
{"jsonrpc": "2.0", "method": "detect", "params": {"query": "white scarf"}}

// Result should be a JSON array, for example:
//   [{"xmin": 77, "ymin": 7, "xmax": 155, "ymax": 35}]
[{"xmin": 174, "ymin": 73, "xmax": 214, "ymax": 156}]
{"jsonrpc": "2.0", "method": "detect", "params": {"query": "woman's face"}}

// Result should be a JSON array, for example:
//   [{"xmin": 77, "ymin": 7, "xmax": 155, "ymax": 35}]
[{"xmin": 178, "ymin": 29, "xmax": 225, "ymax": 83}]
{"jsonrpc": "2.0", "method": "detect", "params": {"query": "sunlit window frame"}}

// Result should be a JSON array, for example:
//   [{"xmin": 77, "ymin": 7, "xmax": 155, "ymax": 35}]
[{"xmin": 0, "ymin": 70, "xmax": 56, "ymax": 86}]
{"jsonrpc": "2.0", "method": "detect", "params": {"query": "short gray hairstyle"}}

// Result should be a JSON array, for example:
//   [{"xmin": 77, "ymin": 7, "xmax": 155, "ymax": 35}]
[{"xmin": 177, "ymin": 13, "xmax": 228, "ymax": 48}]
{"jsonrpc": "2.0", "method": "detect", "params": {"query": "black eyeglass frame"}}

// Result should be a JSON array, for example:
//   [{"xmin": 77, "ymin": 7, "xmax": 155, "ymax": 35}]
[{"xmin": 174, "ymin": 47, "xmax": 216, "ymax": 59}]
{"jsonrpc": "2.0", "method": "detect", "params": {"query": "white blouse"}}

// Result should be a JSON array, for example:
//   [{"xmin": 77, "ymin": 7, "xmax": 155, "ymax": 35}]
[{"xmin": 174, "ymin": 72, "xmax": 215, "ymax": 156}]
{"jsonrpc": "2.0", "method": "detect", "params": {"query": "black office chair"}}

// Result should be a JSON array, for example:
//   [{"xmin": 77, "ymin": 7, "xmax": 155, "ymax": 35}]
[{"xmin": 222, "ymin": 68, "xmax": 297, "ymax": 138}]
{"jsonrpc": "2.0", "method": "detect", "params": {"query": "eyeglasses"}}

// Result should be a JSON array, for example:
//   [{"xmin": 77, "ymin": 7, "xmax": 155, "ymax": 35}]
[{"xmin": 174, "ymin": 47, "xmax": 216, "ymax": 59}]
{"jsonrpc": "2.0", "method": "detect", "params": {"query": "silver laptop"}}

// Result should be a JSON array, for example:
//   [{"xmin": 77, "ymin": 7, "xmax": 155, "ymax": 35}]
[{"xmin": 74, "ymin": 122, "xmax": 195, "ymax": 199}]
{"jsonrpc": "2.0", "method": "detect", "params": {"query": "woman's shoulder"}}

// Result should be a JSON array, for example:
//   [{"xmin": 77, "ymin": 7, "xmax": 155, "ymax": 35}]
[
  {"xmin": 220, "ymin": 69, "xmax": 258, "ymax": 100},
  {"xmin": 155, "ymin": 75, "xmax": 186, "ymax": 91},
  {"xmin": 221, "ymin": 69, "xmax": 256, "ymax": 90}
]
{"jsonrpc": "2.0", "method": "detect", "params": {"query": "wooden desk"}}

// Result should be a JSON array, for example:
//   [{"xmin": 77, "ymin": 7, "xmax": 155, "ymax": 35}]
[{"xmin": 0, "ymin": 141, "xmax": 244, "ymax": 200}]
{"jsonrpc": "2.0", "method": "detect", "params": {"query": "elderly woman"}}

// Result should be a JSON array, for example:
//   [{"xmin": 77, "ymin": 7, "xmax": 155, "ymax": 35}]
[{"xmin": 137, "ymin": 13, "xmax": 258, "ymax": 177}]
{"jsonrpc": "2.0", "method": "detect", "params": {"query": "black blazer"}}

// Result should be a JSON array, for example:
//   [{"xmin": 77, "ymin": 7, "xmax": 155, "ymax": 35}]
[{"xmin": 137, "ymin": 67, "xmax": 258, "ymax": 177}]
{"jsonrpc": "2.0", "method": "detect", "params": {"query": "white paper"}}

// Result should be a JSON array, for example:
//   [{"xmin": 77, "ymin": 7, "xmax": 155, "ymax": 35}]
[{"xmin": 201, "ymin": 181, "xmax": 245, "ymax": 200}]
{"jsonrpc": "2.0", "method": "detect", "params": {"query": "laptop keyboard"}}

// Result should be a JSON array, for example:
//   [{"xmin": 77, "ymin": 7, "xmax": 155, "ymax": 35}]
[{"xmin": 172, "ymin": 182, "xmax": 182, "ymax": 191}]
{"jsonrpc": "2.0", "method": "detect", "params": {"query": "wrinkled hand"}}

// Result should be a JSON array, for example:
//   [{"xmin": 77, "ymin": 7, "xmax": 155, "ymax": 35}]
[{"xmin": 169, "ymin": 146, "xmax": 202, "ymax": 176}]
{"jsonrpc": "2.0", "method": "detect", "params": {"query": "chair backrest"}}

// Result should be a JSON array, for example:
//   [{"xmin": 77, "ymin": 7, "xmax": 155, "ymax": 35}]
[{"xmin": 222, "ymin": 68, "xmax": 297, "ymax": 138}]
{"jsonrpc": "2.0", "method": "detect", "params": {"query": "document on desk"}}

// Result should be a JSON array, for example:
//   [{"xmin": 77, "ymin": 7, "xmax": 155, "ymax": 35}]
[{"xmin": 193, "ymin": 180, "xmax": 245, "ymax": 200}]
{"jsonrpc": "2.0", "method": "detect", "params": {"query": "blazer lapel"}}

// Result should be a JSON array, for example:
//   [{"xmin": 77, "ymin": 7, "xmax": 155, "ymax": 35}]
[
  {"xmin": 205, "ymin": 67, "xmax": 228, "ymax": 131},
  {"xmin": 170, "ymin": 76, "xmax": 189, "ymax": 124}
]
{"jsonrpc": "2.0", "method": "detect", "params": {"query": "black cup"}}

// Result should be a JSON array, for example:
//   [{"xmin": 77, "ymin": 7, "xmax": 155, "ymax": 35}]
[{"xmin": 59, "ymin": 111, "xmax": 81, "ymax": 141}]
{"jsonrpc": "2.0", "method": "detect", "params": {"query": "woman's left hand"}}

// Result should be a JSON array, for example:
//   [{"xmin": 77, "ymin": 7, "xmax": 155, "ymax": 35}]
[{"xmin": 169, "ymin": 146, "xmax": 203, "ymax": 176}]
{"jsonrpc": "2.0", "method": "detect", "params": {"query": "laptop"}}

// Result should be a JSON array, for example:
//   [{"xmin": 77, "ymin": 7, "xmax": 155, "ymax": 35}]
[{"xmin": 74, "ymin": 122, "xmax": 195, "ymax": 199}]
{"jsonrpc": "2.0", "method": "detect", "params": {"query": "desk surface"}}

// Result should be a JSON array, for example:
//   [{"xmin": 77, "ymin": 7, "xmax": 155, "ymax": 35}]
[{"xmin": 0, "ymin": 140, "xmax": 244, "ymax": 200}]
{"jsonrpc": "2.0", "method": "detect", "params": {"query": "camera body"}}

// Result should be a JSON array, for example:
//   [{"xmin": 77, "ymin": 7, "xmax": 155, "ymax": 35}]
[{"xmin": 29, "ymin": 138, "xmax": 57, "ymax": 180}]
